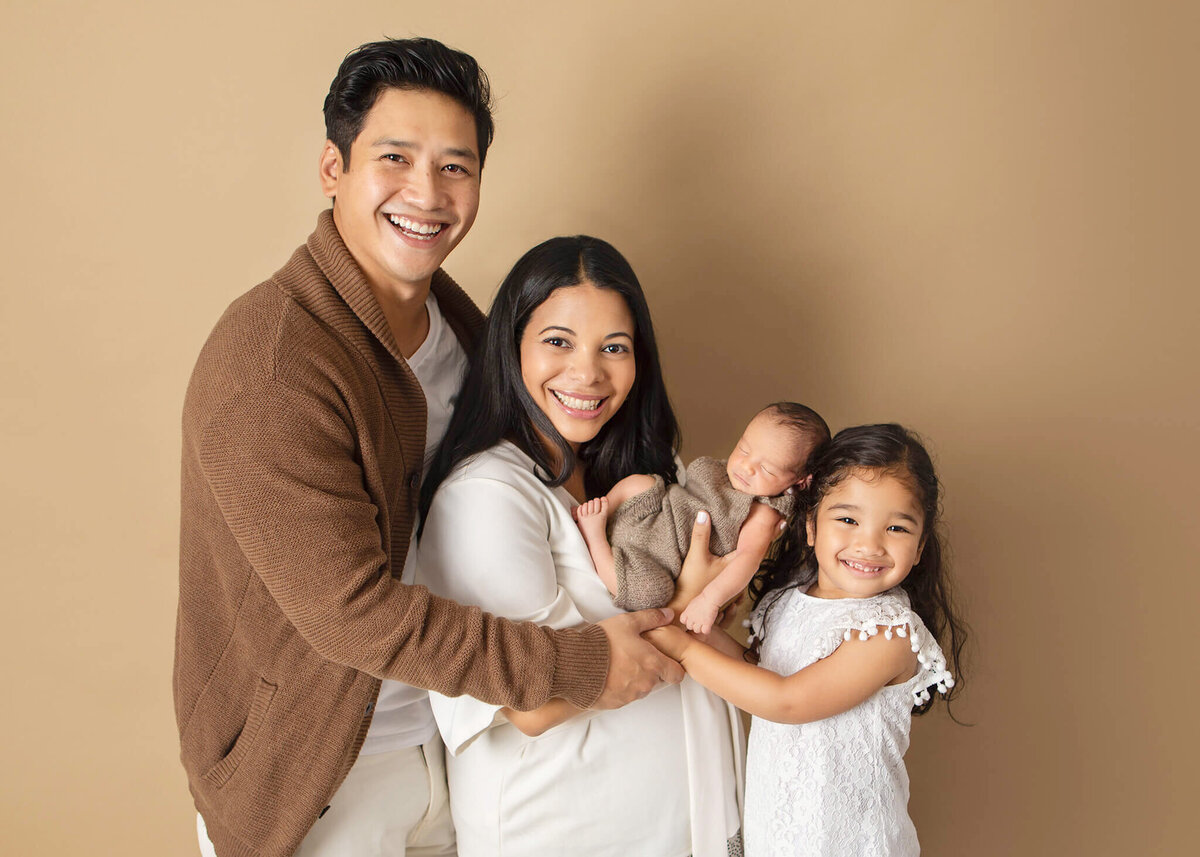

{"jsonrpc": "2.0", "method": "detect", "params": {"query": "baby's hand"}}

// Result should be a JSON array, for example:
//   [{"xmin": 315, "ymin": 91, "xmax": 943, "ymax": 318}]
[{"xmin": 680, "ymin": 594, "xmax": 720, "ymax": 637}]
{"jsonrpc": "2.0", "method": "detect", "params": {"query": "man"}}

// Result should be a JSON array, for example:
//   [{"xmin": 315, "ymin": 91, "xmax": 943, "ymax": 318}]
[{"xmin": 176, "ymin": 38, "xmax": 685, "ymax": 857}]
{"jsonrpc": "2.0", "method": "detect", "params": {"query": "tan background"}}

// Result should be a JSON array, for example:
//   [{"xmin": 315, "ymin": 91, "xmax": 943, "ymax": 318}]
[{"xmin": 2, "ymin": 0, "xmax": 1195, "ymax": 853}]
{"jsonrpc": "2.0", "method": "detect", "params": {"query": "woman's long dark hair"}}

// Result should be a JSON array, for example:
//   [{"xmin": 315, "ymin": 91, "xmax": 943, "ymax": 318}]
[
  {"xmin": 750, "ymin": 423, "xmax": 968, "ymax": 714},
  {"xmin": 421, "ymin": 235, "xmax": 680, "ymax": 519}
]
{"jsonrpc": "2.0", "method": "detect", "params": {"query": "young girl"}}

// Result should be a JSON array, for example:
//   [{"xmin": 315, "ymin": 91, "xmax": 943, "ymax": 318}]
[
  {"xmin": 575, "ymin": 402, "xmax": 829, "ymax": 635},
  {"xmin": 649, "ymin": 423, "xmax": 967, "ymax": 857}
]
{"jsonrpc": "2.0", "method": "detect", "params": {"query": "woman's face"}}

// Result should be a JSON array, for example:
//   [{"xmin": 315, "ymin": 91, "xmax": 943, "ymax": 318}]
[{"xmin": 519, "ymin": 282, "xmax": 637, "ymax": 452}]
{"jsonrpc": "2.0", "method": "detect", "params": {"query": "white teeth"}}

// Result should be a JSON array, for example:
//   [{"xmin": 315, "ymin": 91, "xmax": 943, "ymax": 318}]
[
  {"xmin": 844, "ymin": 559, "xmax": 884, "ymax": 573},
  {"xmin": 387, "ymin": 214, "xmax": 444, "ymax": 237},
  {"xmin": 553, "ymin": 391, "xmax": 603, "ymax": 411}
]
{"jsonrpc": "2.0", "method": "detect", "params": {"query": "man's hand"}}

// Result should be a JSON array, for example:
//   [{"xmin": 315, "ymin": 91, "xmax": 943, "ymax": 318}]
[{"xmin": 592, "ymin": 608, "xmax": 684, "ymax": 709}]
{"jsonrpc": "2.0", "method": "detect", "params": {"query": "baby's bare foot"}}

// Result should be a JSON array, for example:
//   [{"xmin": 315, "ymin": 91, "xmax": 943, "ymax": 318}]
[{"xmin": 575, "ymin": 496, "xmax": 610, "ymax": 543}]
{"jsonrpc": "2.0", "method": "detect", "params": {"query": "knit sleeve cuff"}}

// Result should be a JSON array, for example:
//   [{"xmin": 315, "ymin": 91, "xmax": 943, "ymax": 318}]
[{"xmin": 548, "ymin": 623, "xmax": 610, "ymax": 709}]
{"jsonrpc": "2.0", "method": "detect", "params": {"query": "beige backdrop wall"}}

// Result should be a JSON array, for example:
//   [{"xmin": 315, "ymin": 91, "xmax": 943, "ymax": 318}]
[{"xmin": 2, "ymin": 1, "xmax": 1195, "ymax": 854}]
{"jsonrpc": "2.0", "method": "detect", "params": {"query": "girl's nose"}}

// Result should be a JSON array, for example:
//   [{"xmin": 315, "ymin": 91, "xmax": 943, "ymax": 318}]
[{"xmin": 853, "ymin": 530, "xmax": 884, "ymax": 555}]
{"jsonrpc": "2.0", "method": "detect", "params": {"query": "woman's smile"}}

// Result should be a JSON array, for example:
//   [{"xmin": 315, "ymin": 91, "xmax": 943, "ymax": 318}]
[
  {"xmin": 550, "ymin": 390, "xmax": 609, "ymax": 418},
  {"xmin": 519, "ymin": 282, "xmax": 636, "ymax": 450}
]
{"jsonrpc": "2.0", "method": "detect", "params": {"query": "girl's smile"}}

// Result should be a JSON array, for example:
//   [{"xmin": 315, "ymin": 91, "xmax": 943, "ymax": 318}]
[
  {"xmin": 519, "ymin": 283, "xmax": 636, "ymax": 451},
  {"xmin": 805, "ymin": 469, "xmax": 925, "ymax": 600}
]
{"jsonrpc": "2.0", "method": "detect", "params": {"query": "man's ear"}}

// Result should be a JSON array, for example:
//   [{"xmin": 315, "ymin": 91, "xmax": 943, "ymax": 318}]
[
  {"xmin": 318, "ymin": 141, "xmax": 342, "ymax": 199},
  {"xmin": 796, "ymin": 474, "xmax": 813, "ymax": 491}
]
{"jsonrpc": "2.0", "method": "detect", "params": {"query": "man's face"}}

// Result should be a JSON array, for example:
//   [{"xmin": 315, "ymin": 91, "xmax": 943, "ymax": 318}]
[{"xmin": 320, "ymin": 87, "xmax": 481, "ymax": 297}]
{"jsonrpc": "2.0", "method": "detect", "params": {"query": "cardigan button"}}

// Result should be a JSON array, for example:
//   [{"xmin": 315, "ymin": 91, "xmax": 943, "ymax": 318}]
[{"xmin": 408, "ymin": 470, "xmax": 420, "ymax": 491}]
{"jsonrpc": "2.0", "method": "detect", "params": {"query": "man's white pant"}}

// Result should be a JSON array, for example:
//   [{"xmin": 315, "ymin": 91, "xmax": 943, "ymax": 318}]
[{"xmin": 197, "ymin": 735, "xmax": 456, "ymax": 856}]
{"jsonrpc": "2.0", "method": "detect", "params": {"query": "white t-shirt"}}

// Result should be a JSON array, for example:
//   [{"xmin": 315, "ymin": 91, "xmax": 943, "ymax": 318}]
[
  {"xmin": 417, "ymin": 441, "xmax": 743, "ymax": 857},
  {"xmin": 360, "ymin": 292, "xmax": 470, "ymax": 755}
]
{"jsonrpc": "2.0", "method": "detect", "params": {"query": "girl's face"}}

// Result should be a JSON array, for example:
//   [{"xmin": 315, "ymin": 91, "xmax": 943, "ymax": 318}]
[
  {"xmin": 805, "ymin": 469, "xmax": 925, "ymax": 600},
  {"xmin": 518, "ymin": 282, "xmax": 637, "ymax": 453}
]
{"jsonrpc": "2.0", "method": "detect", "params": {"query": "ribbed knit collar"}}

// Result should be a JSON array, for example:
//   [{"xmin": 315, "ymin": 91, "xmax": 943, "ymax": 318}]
[{"xmin": 305, "ymin": 208, "xmax": 472, "ymax": 366}]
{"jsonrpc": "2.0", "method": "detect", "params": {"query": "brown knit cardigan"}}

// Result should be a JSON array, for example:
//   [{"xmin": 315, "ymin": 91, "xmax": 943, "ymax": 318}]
[{"xmin": 175, "ymin": 211, "xmax": 609, "ymax": 857}]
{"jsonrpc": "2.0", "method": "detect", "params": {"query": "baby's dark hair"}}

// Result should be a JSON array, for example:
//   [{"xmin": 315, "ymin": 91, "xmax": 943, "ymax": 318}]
[
  {"xmin": 750, "ymin": 423, "xmax": 967, "ymax": 714},
  {"xmin": 759, "ymin": 401, "xmax": 830, "ymax": 473}
]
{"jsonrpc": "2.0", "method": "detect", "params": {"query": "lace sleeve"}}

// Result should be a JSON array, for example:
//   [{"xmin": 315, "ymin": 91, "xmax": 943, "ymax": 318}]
[{"xmin": 812, "ymin": 593, "xmax": 955, "ymax": 706}]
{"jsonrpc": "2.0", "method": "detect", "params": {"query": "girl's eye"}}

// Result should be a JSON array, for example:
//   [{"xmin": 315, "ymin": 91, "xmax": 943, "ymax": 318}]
[
  {"xmin": 887, "ymin": 525, "xmax": 912, "ymax": 534},
  {"xmin": 835, "ymin": 516, "xmax": 857, "ymax": 525}
]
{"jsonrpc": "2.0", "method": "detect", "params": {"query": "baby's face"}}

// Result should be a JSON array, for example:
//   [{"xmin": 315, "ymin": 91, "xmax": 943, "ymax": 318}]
[{"xmin": 726, "ymin": 415, "xmax": 810, "ymax": 497}]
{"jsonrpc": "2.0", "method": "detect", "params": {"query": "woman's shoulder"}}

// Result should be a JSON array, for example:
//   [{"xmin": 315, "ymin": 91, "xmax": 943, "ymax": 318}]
[
  {"xmin": 440, "ymin": 441, "xmax": 539, "ymax": 486},
  {"xmin": 430, "ymin": 442, "xmax": 560, "ymax": 517}
]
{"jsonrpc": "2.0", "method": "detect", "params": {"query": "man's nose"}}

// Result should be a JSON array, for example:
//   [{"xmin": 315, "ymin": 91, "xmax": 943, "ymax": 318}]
[{"xmin": 401, "ymin": 165, "xmax": 446, "ymax": 210}]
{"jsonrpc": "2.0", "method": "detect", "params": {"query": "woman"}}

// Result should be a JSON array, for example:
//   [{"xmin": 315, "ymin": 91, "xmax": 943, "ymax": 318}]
[{"xmin": 417, "ymin": 236, "xmax": 743, "ymax": 857}]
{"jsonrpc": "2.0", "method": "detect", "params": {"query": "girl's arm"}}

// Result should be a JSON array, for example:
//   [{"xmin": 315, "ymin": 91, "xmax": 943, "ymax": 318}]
[
  {"xmin": 501, "ymin": 699, "xmax": 584, "ymax": 737},
  {"xmin": 649, "ymin": 623, "xmax": 917, "ymax": 724},
  {"xmin": 679, "ymin": 503, "xmax": 782, "ymax": 635}
]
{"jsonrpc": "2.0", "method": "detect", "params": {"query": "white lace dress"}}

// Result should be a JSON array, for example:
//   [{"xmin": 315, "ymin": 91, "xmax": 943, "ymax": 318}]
[{"xmin": 743, "ymin": 586, "xmax": 953, "ymax": 857}]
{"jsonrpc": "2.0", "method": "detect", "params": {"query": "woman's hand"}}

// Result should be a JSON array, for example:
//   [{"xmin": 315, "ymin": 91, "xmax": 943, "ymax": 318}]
[{"xmin": 666, "ymin": 511, "xmax": 740, "ymax": 618}]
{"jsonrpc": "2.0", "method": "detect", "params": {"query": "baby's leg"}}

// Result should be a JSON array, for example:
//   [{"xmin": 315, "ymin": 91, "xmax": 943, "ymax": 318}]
[
  {"xmin": 575, "ymin": 497, "xmax": 618, "ymax": 595},
  {"xmin": 605, "ymin": 473, "xmax": 658, "ymax": 508},
  {"xmin": 575, "ymin": 474, "xmax": 657, "ymax": 598}
]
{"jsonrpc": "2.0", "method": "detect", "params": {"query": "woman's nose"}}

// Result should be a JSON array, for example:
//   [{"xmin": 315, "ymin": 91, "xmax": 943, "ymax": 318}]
[{"xmin": 568, "ymin": 352, "xmax": 603, "ymax": 384}]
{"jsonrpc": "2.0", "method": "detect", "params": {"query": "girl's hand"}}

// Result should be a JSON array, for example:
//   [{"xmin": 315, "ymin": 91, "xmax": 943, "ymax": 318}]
[{"xmin": 644, "ymin": 624, "xmax": 694, "ymax": 661}]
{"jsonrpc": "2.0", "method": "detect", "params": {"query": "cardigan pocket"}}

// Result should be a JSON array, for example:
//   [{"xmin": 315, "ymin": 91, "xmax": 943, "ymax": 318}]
[{"xmin": 203, "ymin": 676, "xmax": 277, "ymax": 788}]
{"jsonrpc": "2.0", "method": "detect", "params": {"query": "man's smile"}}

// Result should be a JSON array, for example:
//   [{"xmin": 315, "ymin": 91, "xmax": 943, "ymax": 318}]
[{"xmin": 386, "ymin": 213, "xmax": 445, "ymax": 241}]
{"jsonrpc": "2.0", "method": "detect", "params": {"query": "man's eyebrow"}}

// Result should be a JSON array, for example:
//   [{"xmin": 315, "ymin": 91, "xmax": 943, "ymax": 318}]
[{"xmin": 370, "ymin": 138, "xmax": 479, "ymax": 162}]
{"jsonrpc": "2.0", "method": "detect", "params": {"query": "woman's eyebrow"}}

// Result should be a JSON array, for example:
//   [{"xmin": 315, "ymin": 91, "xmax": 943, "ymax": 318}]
[
  {"xmin": 536, "ymin": 325, "xmax": 576, "ymax": 335},
  {"xmin": 603, "ymin": 331, "xmax": 633, "ymax": 341}
]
